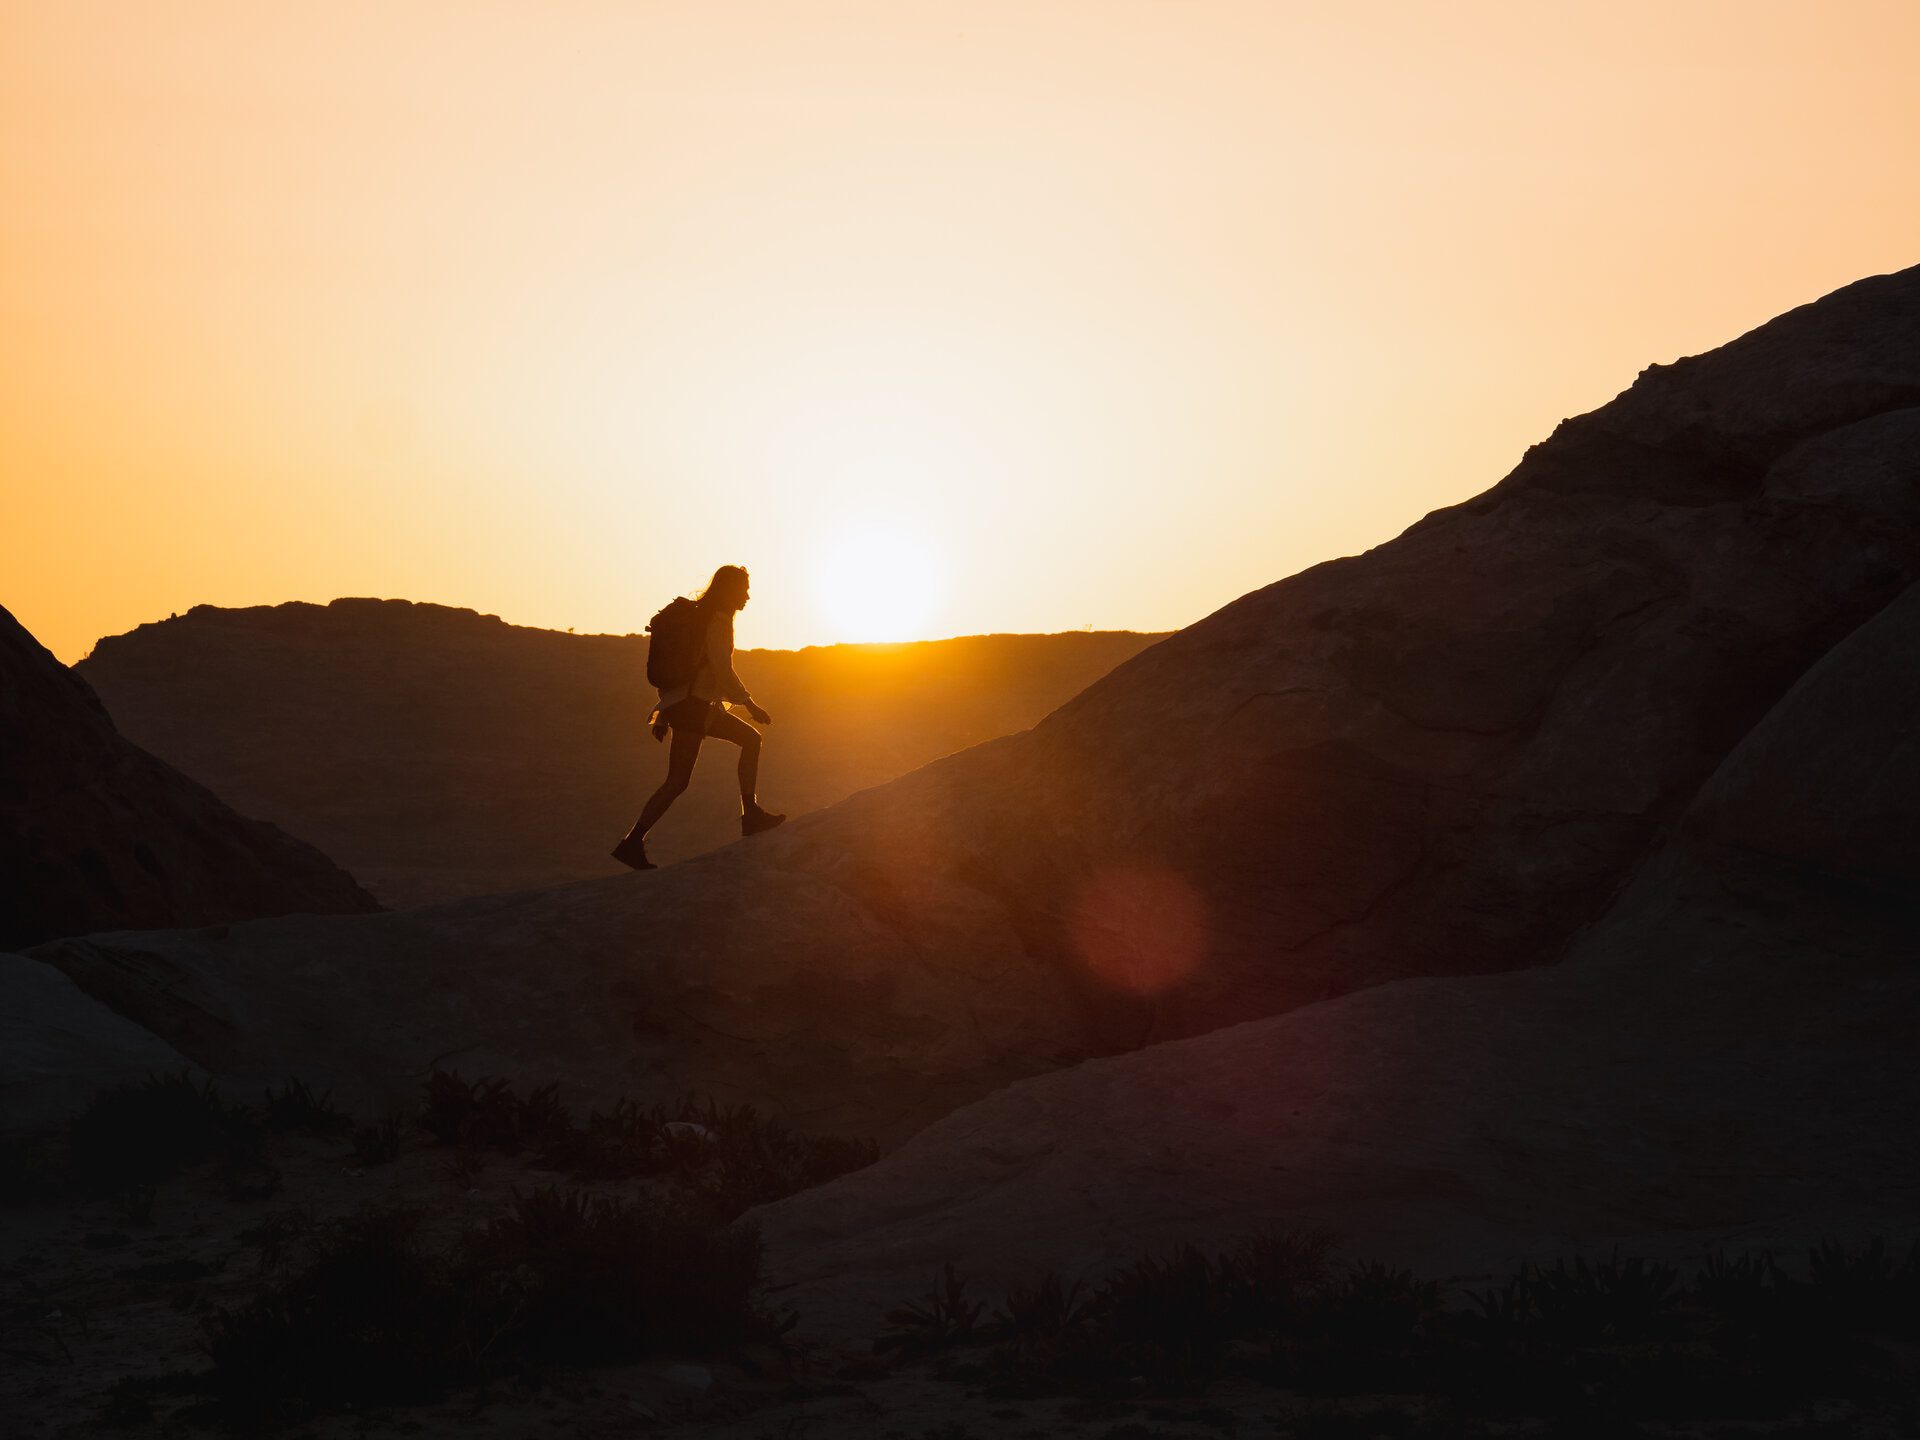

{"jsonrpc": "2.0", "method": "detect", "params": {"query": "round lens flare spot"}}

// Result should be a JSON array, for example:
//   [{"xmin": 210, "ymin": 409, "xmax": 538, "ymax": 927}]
[
  {"xmin": 1069, "ymin": 865, "xmax": 1208, "ymax": 996},
  {"xmin": 809, "ymin": 520, "xmax": 944, "ymax": 644}
]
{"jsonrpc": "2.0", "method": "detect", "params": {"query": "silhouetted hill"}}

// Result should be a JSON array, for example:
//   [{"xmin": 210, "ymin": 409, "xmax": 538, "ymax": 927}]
[
  {"xmin": 0, "ymin": 603, "xmax": 376, "ymax": 951},
  {"xmin": 21, "ymin": 265, "xmax": 1920, "ymax": 1331},
  {"xmin": 759, "ymin": 574, "xmax": 1920, "ymax": 1329},
  {"xmin": 78, "ymin": 604, "xmax": 1161, "ymax": 905}
]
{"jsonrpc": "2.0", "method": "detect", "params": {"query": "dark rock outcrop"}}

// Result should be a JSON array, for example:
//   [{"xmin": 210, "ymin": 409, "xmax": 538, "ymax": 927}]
[
  {"xmin": 754, "ymin": 578, "xmax": 1920, "ymax": 1337},
  {"xmin": 26, "ymin": 265, "xmax": 1920, "ymax": 1157},
  {"xmin": 0, "ymin": 952, "xmax": 193, "ymax": 1137},
  {"xmin": 0, "ymin": 604, "xmax": 378, "ymax": 950}
]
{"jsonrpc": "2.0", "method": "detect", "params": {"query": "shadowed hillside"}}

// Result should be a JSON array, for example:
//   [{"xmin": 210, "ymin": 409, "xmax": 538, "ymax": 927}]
[
  {"xmin": 27, "ymin": 265, "xmax": 1920, "ymax": 1173},
  {"xmin": 757, "ymin": 575, "xmax": 1920, "ymax": 1333},
  {"xmin": 78, "ymin": 605, "xmax": 1161, "ymax": 906},
  {"xmin": 0, "ymin": 604, "xmax": 376, "ymax": 952}
]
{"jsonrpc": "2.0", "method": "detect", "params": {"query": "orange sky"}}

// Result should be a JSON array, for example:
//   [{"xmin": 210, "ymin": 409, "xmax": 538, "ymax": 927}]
[{"xmin": 5, "ymin": 2, "xmax": 1918, "ymax": 662}]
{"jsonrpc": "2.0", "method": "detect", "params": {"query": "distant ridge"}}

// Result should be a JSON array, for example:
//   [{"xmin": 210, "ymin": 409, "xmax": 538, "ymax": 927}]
[{"xmin": 80, "ymin": 601, "xmax": 1163, "ymax": 905}]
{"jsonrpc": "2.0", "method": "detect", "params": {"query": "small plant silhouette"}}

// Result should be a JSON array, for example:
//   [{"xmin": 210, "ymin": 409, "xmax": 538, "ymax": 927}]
[
  {"xmin": 70, "ymin": 1069, "xmax": 262, "ymax": 1201},
  {"xmin": 877, "ymin": 1264, "xmax": 984, "ymax": 1358},
  {"xmin": 417, "ymin": 1070, "xmax": 876, "ymax": 1215},
  {"xmin": 350, "ymin": 1112, "xmax": 405, "ymax": 1167},
  {"xmin": 991, "ymin": 1271, "xmax": 1091, "ymax": 1345},
  {"xmin": 262, "ymin": 1078, "xmax": 350, "ymax": 1136},
  {"xmin": 1525, "ymin": 1251, "xmax": 1680, "ymax": 1346},
  {"xmin": 203, "ymin": 1189, "xmax": 779, "ymax": 1411}
]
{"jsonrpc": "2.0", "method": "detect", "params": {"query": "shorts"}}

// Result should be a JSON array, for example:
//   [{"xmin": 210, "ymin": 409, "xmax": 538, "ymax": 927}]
[{"xmin": 661, "ymin": 697, "xmax": 718, "ymax": 736}]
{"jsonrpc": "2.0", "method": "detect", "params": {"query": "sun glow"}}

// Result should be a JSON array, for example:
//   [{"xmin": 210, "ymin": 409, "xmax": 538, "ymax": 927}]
[{"xmin": 809, "ymin": 519, "xmax": 946, "ymax": 644}]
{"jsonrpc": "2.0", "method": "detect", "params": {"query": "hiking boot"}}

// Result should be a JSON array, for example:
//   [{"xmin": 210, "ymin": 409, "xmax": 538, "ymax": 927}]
[
  {"xmin": 741, "ymin": 805, "xmax": 786, "ymax": 837},
  {"xmin": 610, "ymin": 834, "xmax": 656, "ymax": 871}
]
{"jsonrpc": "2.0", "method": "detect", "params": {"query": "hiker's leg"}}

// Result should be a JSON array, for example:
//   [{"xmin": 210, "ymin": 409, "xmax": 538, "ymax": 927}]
[
  {"xmin": 705, "ymin": 707, "xmax": 763, "ymax": 811},
  {"xmin": 629, "ymin": 721, "xmax": 704, "ymax": 839}
]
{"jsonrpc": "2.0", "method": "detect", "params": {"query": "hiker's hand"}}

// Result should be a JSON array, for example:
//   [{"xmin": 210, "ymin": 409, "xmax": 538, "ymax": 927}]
[{"xmin": 747, "ymin": 702, "xmax": 771, "ymax": 725}]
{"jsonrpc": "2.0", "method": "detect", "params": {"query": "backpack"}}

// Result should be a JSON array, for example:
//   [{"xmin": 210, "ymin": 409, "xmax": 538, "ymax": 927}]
[{"xmin": 645, "ymin": 597, "xmax": 705, "ymax": 691}]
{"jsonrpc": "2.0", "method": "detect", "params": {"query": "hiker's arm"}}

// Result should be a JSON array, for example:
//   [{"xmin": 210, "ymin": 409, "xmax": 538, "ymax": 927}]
[{"xmin": 708, "ymin": 617, "xmax": 754, "ymax": 706}]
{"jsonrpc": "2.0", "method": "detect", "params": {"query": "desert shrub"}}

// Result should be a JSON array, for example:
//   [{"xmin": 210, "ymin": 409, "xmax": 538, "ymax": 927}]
[
  {"xmin": 1288, "ymin": 1261, "xmax": 1445, "ymax": 1395},
  {"xmin": 420, "ymin": 1071, "xmax": 527, "ymax": 1150},
  {"xmin": 350, "ymin": 1112, "xmax": 405, "ymax": 1167},
  {"xmin": 462, "ymin": 1185, "xmax": 769, "ymax": 1364},
  {"xmin": 203, "ymin": 1188, "xmax": 779, "ymax": 1410},
  {"xmin": 1673, "ymin": 1239, "xmax": 1920, "ymax": 1411},
  {"xmin": 515, "ymin": 1083, "xmax": 575, "ymax": 1148},
  {"xmin": 879, "ymin": 1233, "xmax": 1920, "ymax": 1417},
  {"xmin": 1693, "ymin": 1249, "xmax": 1782, "ymax": 1316},
  {"xmin": 1230, "ymin": 1227, "xmax": 1337, "ymax": 1328},
  {"xmin": 1524, "ymin": 1252, "xmax": 1681, "ymax": 1349},
  {"xmin": 534, "ymin": 1093, "xmax": 666, "ymax": 1178},
  {"xmin": 262, "ymin": 1078, "xmax": 351, "ymax": 1136},
  {"xmin": 1096, "ymin": 1246, "xmax": 1246, "ymax": 1389},
  {"xmin": 70, "ymin": 1069, "xmax": 261, "ymax": 1196},
  {"xmin": 420, "ymin": 1073, "xmax": 877, "ymax": 1214},
  {"xmin": 675, "ymin": 1097, "xmax": 881, "ymax": 1219},
  {"xmin": 990, "ymin": 1271, "xmax": 1093, "ymax": 1351},
  {"xmin": 0, "ymin": 1133, "xmax": 68, "ymax": 1205},
  {"xmin": 237, "ymin": 1208, "xmax": 316, "ymax": 1273},
  {"xmin": 205, "ymin": 1204, "xmax": 461, "ymax": 1406},
  {"xmin": 876, "ymin": 1264, "xmax": 984, "ymax": 1359},
  {"xmin": 1803, "ymin": 1237, "xmax": 1920, "ymax": 1333}
]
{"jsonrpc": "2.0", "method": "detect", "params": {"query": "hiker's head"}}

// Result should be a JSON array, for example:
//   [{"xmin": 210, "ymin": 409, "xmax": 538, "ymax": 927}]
[{"xmin": 697, "ymin": 564, "xmax": 751, "ymax": 611}]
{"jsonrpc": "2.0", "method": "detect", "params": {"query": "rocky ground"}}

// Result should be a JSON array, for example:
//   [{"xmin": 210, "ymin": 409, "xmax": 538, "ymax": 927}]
[{"xmin": 8, "ymin": 1127, "xmax": 1917, "ymax": 1439}]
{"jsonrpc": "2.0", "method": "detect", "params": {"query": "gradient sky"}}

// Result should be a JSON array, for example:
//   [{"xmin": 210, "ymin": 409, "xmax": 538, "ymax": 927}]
[{"xmin": 5, "ymin": 1, "xmax": 1918, "ymax": 661}]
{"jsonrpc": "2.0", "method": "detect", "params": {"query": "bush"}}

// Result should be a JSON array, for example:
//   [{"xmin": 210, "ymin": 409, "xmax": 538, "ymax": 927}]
[
  {"xmin": 262, "ymin": 1078, "xmax": 351, "ymax": 1136},
  {"xmin": 420, "ymin": 1071, "xmax": 877, "ymax": 1216},
  {"xmin": 420, "ymin": 1071, "xmax": 538, "ymax": 1151},
  {"xmin": 1525, "ymin": 1252, "xmax": 1681, "ymax": 1348},
  {"xmin": 1291, "ymin": 1261, "xmax": 1444, "ymax": 1395},
  {"xmin": 877, "ymin": 1233, "xmax": 1920, "ymax": 1417},
  {"xmin": 1097, "ymin": 1246, "xmax": 1244, "ymax": 1388},
  {"xmin": 674, "ymin": 1097, "xmax": 882, "ymax": 1219},
  {"xmin": 876, "ymin": 1264, "xmax": 984, "ymax": 1359},
  {"xmin": 463, "ymin": 1186, "xmax": 768, "ymax": 1363},
  {"xmin": 350, "ymin": 1112, "xmax": 405, "ymax": 1167},
  {"xmin": 204, "ymin": 1188, "xmax": 781, "ymax": 1410},
  {"xmin": 70, "ymin": 1070, "xmax": 261, "ymax": 1196},
  {"xmin": 991, "ymin": 1271, "xmax": 1092, "ymax": 1353},
  {"xmin": 206, "ymin": 1204, "xmax": 455, "ymax": 1406}
]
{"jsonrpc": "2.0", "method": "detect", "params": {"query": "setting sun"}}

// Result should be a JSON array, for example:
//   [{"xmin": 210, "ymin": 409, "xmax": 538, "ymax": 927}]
[{"xmin": 808, "ymin": 519, "xmax": 946, "ymax": 643}]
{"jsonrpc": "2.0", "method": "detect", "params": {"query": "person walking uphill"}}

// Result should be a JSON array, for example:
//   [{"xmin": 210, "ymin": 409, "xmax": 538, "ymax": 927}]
[{"xmin": 612, "ymin": 565, "xmax": 785, "ymax": 871}]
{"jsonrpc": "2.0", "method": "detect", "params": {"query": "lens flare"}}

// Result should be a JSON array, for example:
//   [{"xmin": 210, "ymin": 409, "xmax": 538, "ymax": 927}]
[{"xmin": 1069, "ymin": 864, "xmax": 1208, "ymax": 996}]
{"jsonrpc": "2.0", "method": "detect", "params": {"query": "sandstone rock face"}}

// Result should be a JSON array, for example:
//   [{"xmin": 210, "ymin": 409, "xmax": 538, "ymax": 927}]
[
  {"xmin": 754, "ymin": 579, "xmax": 1920, "ymax": 1337},
  {"xmin": 0, "ymin": 604, "xmax": 378, "ymax": 950},
  {"xmin": 0, "ymin": 953, "xmax": 193, "ymax": 1137},
  {"xmin": 1676, "ymin": 561, "xmax": 1920, "ymax": 895},
  {"xmin": 79, "ymin": 602, "xmax": 1161, "ymax": 906},
  {"xmin": 26, "ymin": 266, "xmax": 1920, "ymax": 1158}
]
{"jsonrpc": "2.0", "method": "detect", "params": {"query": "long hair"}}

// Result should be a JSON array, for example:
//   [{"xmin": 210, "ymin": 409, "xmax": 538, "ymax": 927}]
[{"xmin": 694, "ymin": 564, "xmax": 749, "ymax": 609}]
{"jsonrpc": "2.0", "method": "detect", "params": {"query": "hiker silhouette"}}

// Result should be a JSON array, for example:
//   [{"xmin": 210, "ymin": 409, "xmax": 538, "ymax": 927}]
[{"xmin": 612, "ymin": 565, "xmax": 784, "ymax": 871}]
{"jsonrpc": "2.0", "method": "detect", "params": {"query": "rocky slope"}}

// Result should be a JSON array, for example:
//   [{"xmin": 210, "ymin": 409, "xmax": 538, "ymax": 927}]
[
  {"xmin": 754, "ymin": 576, "xmax": 1920, "ymax": 1334},
  {"xmin": 79, "ymin": 604, "xmax": 1159, "ymax": 905},
  {"xmin": 0, "ymin": 604, "xmax": 377, "ymax": 952},
  {"xmin": 26, "ymin": 264, "xmax": 1920, "ymax": 1173},
  {"xmin": 0, "ymin": 951, "xmax": 194, "ymax": 1138}
]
